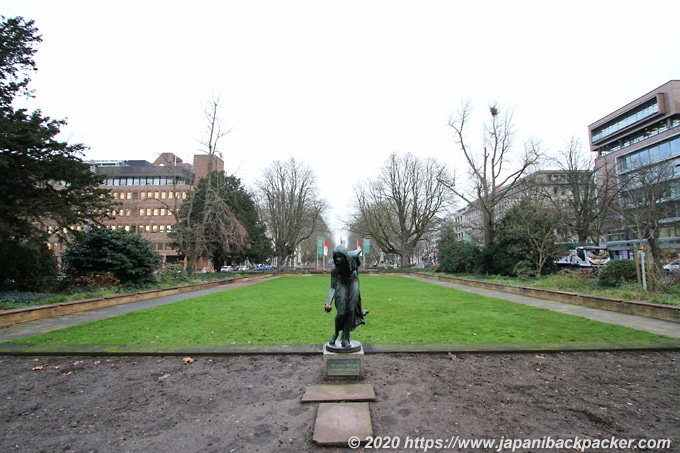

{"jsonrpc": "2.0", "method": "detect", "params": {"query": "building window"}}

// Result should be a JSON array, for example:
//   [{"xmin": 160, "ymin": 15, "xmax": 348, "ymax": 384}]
[
  {"xmin": 671, "ymin": 137, "xmax": 680, "ymax": 157},
  {"xmin": 618, "ymin": 137, "xmax": 680, "ymax": 174},
  {"xmin": 592, "ymin": 98, "xmax": 659, "ymax": 143}
]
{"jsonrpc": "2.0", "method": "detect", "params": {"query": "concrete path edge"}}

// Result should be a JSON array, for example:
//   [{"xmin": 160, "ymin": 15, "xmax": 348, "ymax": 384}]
[{"xmin": 1, "ymin": 339, "xmax": 678, "ymax": 356}]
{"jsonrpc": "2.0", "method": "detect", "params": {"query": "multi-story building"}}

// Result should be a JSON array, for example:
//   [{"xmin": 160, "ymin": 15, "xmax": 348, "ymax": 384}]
[
  {"xmin": 451, "ymin": 169, "xmax": 585, "ymax": 244},
  {"xmin": 589, "ymin": 80, "xmax": 680, "ymax": 262},
  {"xmin": 48, "ymin": 153, "xmax": 223, "ymax": 269}
]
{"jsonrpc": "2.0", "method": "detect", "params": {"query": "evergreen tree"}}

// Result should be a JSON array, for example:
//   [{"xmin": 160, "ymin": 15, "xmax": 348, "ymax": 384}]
[
  {"xmin": 494, "ymin": 200, "xmax": 562, "ymax": 277},
  {"xmin": 207, "ymin": 173, "xmax": 272, "ymax": 267},
  {"xmin": 171, "ymin": 171, "xmax": 271, "ymax": 271},
  {"xmin": 437, "ymin": 221, "xmax": 482, "ymax": 274},
  {"xmin": 0, "ymin": 16, "xmax": 113, "ymax": 290}
]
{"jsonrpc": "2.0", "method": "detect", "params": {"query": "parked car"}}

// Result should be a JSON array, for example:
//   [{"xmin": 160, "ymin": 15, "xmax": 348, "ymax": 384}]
[
  {"xmin": 663, "ymin": 259, "xmax": 680, "ymax": 275},
  {"xmin": 220, "ymin": 265, "xmax": 233, "ymax": 272},
  {"xmin": 253, "ymin": 264, "xmax": 274, "ymax": 271}
]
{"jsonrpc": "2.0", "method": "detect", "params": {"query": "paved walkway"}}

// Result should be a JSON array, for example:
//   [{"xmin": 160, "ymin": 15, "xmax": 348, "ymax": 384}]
[
  {"xmin": 0, "ymin": 278, "xmax": 276, "ymax": 342},
  {"xmin": 0, "ymin": 275, "xmax": 679, "ymax": 351}
]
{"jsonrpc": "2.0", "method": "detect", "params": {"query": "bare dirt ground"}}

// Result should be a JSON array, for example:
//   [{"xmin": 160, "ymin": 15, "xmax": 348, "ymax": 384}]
[{"xmin": 1, "ymin": 351, "xmax": 678, "ymax": 452}]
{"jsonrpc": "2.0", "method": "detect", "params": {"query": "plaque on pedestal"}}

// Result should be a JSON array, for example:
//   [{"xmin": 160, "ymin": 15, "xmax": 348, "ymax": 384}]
[{"xmin": 323, "ymin": 341, "xmax": 364, "ymax": 380}]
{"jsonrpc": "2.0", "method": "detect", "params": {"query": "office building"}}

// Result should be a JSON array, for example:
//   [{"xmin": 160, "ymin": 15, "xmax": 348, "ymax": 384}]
[
  {"xmin": 589, "ymin": 80, "xmax": 680, "ymax": 261},
  {"xmin": 48, "ymin": 153, "xmax": 223, "ymax": 269},
  {"xmin": 451, "ymin": 169, "xmax": 584, "ymax": 244}
]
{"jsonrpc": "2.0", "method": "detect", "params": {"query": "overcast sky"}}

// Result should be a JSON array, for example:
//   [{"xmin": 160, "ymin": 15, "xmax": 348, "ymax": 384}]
[{"xmin": 5, "ymin": 1, "xmax": 680, "ymax": 241}]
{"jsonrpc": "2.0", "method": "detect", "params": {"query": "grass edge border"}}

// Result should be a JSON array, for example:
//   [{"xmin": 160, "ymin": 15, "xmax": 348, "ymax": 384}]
[{"xmin": 1, "ymin": 339, "xmax": 679, "ymax": 356}]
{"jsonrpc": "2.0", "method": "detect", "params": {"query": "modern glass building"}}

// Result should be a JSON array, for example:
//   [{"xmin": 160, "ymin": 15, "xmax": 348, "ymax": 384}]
[{"xmin": 589, "ymin": 80, "xmax": 680, "ymax": 262}]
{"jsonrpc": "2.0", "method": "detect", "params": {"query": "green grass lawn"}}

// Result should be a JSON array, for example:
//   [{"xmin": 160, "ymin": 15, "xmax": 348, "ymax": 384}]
[{"xmin": 6, "ymin": 275, "xmax": 670, "ymax": 346}]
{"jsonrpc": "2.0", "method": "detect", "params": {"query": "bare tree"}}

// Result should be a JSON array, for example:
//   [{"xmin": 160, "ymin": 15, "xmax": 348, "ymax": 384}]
[
  {"xmin": 257, "ymin": 158, "xmax": 326, "ymax": 269},
  {"xmin": 199, "ymin": 95, "xmax": 231, "ymax": 178},
  {"xmin": 447, "ymin": 101, "xmax": 540, "ymax": 246},
  {"xmin": 352, "ymin": 152, "xmax": 451, "ymax": 266},
  {"xmin": 171, "ymin": 96, "xmax": 247, "ymax": 274},
  {"xmin": 617, "ymin": 160, "xmax": 677, "ymax": 269},
  {"xmin": 548, "ymin": 137, "xmax": 621, "ymax": 245}
]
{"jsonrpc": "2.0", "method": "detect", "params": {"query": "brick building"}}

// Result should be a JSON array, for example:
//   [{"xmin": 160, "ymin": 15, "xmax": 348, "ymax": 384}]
[{"xmin": 48, "ymin": 153, "xmax": 223, "ymax": 270}]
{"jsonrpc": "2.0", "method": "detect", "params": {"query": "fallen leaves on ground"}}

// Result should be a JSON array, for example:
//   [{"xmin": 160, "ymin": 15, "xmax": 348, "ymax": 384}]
[{"xmin": 31, "ymin": 364, "xmax": 60, "ymax": 371}]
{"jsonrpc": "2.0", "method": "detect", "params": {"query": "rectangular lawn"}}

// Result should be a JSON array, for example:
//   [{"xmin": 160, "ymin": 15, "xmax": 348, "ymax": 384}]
[{"xmin": 6, "ymin": 275, "xmax": 670, "ymax": 346}]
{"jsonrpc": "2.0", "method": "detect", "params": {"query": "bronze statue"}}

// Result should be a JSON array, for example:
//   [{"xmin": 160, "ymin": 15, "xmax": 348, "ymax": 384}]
[{"xmin": 324, "ymin": 245, "xmax": 368, "ymax": 348}]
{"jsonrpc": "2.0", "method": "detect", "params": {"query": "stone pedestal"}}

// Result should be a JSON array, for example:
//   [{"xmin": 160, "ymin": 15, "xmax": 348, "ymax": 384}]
[{"xmin": 323, "ymin": 341, "xmax": 365, "ymax": 380}]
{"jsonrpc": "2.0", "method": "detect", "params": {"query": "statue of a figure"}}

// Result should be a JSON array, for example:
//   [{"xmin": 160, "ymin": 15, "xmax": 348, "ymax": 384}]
[{"xmin": 324, "ymin": 245, "xmax": 368, "ymax": 348}]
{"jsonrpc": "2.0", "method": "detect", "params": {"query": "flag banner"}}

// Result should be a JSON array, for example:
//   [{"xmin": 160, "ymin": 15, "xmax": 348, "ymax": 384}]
[
  {"xmin": 317, "ymin": 236, "xmax": 324, "ymax": 255},
  {"xmin": 323, "ymin": 239, "xmax": 328, "ymax": 256}
]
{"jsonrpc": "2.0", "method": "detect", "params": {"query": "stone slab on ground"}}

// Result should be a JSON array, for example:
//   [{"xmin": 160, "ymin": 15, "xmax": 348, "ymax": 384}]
[
  {"xmin": 312, "ymin": 402, "xmax": 373, "ymax": 447},
  {"xmin": 301, "ymin": 383, "xmax": 376, "ymax": 403}
]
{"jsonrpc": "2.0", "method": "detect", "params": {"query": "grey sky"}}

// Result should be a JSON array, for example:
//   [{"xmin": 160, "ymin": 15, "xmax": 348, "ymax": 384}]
[{"xmin": 5, "ymin": 0, "xmax": 680, "ymax": 240}]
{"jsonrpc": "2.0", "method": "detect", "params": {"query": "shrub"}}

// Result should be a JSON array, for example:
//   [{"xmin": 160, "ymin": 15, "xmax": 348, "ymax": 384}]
[
  {"xmin": 438, "ymin": 241, "xmax": 482, "ymax": 274},
  {"xmin": 70, "ymin": 272, "xmax": 120, "ymax": 289},
  {"xmin": 0, "ymin": 291, "xmax": 56, "ymax": 310},
  {"xmin": 157, "ymin": 264, "xmax": 192, "ymax": 285},
  {"xmin": 513, "ymin": 260, "xmax": 536, "ymax": 279},
  {"xmin": 63, "ymin": 228, "xmax": 161, "ymax": 286},
  {"xmin": 479, "ymin": 242, "xmax": 522, "ymax": 276},
  {"xmin": 598, "ymin": 259, "xmax": 637, "ymax": 287}
]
